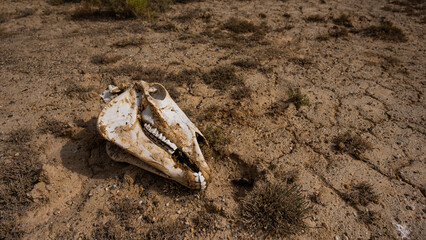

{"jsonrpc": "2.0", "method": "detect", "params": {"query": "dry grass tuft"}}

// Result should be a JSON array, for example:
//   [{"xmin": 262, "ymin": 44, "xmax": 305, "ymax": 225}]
[
  {"xmin": 39, "ymin": 119, "xmax": 74, "ymax": 138},
  {"xmin": 333, "ymin": 14, "xmax": 353, "ymax": 27},
  {"xmin": 288, "ymin": 89, "xmax": 310, "ymax": 109},
  {"xmin": 0, "ymin": 129, "xmax": 43, "ymax": 239},
  {"xmin": 112, "ymin": 37, "xmax": 144, "ymax": 48},
  {"xmin": 232, "ymin": 58, "xmax": 260, "ymax": 69},
  {"xmin": 362, "ymin": 20, "xmax": 407, "ymax": 42},
  {"xmin": 165, "ymin": 69, "xmax": 199, "ymax": 86},
  {"xmin": 71, "ymin": 0, "xmax": 172, "ymax": 20},
  {"xmin": 202, "ymin": 124, "xmax": 231, "ymax": 151},
  {"xmin": 289, "ymin": 57, "xmax": 313, "ymax": 67},
  {"xmin": 231, "ymin": 86, "xmax": 253, "ymax": 100},
  {"xmin": 304, "ymin": 14, "xmax": 326, "ymax": 23},
  {"xmin": 358, "ymin": 210, "xmax": 379, "ymax": 225},
  {"xmin": 202, "ymin": 65, "xmax": 242, "ymax": 90},
  {"xmin": 342, "ymin": 182, "xmax": 379, "ymax": 207},
  {"xmin": 333, "ymin": 131, "xmax": 372, "ymax": 159},
  {"xmin": 242, "ymin": 182, "xmax": 310, "ymax": 237},
  {"xmin": 91, "ymin": 54, "xmax": 122, "ymax": 65},
  {"xmin": 224, "ymin": 18, "xmax": 258, "ymax": 33}
]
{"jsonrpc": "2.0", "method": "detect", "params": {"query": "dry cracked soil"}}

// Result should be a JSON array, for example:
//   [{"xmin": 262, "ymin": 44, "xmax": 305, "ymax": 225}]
[{"xmin": 0, "ymin": 0, "xmax": 425, "ymax": 239}]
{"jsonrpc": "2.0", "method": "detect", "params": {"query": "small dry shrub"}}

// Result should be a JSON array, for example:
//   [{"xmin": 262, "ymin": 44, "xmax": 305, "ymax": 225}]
[
  {"xmin": 150, "ymin": 21, "xmax": 177, "ymax": 32},
  {"xmin": 333, "ymin": 131, "xmax": 372, "ymax": 159},
  {"xmin": 165, "ymin": 69, "xmax": 199, "ymax": 86},
  {"xmin": 288, "ymin": 89, "xmax": 310, "ymax": 109},
  {"xmin": 0, "ymin": 129, "xmax": 42, "ymax": 239},
  {"xmin": 358, "ymin": 210, "xmax": 379, "ymax": 225},
  {"xmin": 72, "ymin": 0, "xmax": 171, "ymax": 20},
  {"xmin": 108, "ymin": 64, "xmax": 165, "ymax": 82},
  {"xmin": 231, "ymin": 86, "xmax": 252, "ymax": 100},
  {"xmin": 192, "ymin": 210, "xmax": 218, "ymax": 235},
  {"xmin": 144, "ymin": 222, "xmax": 190, "ymax": 240},
  {"xmin": 112, "ymin": 37, "xmax": 144, "ymax": 48},
  {"xmin": 304, "ymin": 14, "xmax": 326, "ymax": 23},
  {"xmin": 328, "ymin": 28, "xmax": 349, "ymax": 38},
  {"xmin": 289, "ymin": 57, "xmax": 313, "ymax": 67},
  {"xmin": 333, "ymin": 14, "xmax": 353, "ymax": 27},
  {"xmin": 242, "ymin": 182, "xmax": 310, "ymax": 237},
  {"xmin": 318, "ymin": 27, "xmax": 349, "ymax": 41},
  {"xmin": 39, "ymin": 119, "xmax": 73, "ymax": 138},
  {"xmin": 91, "ymin": 220, "xmax": 124, "ymax": 239},
  {"xmin": 132, "ymin": 67, "xmax": 166, "ymax": 82},
  {"xmin": 6, "ymin": 128, "xmax": 33, "ymax": 144},
  {"xmin": 362, "ymin": 20, "xmax": 407, "ymax": 42},
  {"xmin": 232, "ymin": 58, "xmax": 260, "ymax": 69},
  {"xmin": 342, "ymin": 182, "xmax": 379, "ymax": 206},
  {"xmin": 202, "ymin": 124, "xmax": 231, "ymax": 151},
  {"xmin": 224, "ymin": 18, "xmax": 258, "ymax": 33},
  {"xmin": 64, "ymin": 82, "xmax": 94, "ymax": 98},
  {"xmin": 91, "ymin": 54, "xmax": 122, "ymax": 65},
  {"xmin": 110, "ymin": 198, "xmax": 142, "ymax": 224},
  {"xmin": 202, "ymin": 65, "xmax": 242, "ymax": 90}
]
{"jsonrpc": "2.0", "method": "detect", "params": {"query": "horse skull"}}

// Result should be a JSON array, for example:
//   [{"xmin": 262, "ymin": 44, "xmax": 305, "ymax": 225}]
[{"xmin": 97, "ymin": 81, "xmax": 210, "ymax": 190}]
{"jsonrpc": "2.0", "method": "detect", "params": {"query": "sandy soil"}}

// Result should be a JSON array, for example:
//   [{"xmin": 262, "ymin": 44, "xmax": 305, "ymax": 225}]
[{"xmin": 0, "ymin": 0, "xmax": 425, "ymax": 239}]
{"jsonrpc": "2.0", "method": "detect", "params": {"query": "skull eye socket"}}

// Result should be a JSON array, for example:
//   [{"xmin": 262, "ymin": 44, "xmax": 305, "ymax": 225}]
[
  {"xmin": 148, "ymin": 84, "xmax": 167, "ymax": 100},
  {"xmin": 196, "ymin": 132, "xmax": 207, "ymax": 145}
]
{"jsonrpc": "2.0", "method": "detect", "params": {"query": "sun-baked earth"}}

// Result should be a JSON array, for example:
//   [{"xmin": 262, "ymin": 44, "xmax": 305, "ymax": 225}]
[{"xmin": 0, "ymin": 0, "xmax": 425, "ymax": 239}]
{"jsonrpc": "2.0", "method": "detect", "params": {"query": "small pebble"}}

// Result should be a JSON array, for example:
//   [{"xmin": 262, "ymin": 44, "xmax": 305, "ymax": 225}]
[
  {"xmin": 165, "ymin": 202, "xmax": 169, "ymax": 207},
  {"xmin": 176, "ymin": 210, "xmax": 181, "ymax": 214}
]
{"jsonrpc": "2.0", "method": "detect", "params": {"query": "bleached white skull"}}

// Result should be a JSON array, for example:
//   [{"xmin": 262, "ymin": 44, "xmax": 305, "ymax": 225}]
[{"xmin": 97, "ymin": 81, "xmax": 210, "ymax": 190}]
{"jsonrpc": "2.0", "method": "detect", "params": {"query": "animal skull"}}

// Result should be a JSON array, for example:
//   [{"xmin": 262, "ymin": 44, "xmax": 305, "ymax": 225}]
[{"xmin": 97, "ymin": 81, "xmax": 210, "ymax": 190}]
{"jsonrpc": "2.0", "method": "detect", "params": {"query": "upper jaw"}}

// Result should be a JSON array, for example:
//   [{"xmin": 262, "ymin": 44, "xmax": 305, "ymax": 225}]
[{"xmin": 97, "ymin": 81, "xmax": 210, "ymax": 190}]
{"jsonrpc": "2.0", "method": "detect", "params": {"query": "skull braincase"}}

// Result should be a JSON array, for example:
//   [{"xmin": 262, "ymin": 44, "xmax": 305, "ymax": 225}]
[{"xmin": 97, "ymin": 81, "xmax": 210, "ymax": 190}]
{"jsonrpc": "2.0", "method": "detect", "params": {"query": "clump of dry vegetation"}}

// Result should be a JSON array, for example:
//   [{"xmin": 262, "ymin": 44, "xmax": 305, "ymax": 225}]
[
  {"xmin": 224, "ymin": 18, "xmax": 258, "ymax": 33},
  {"xmin": 202, "ymin": 123, "xmax": 231, "ymax": 151},
  {"xmin": 288, "ymin": 57, "xmax": 313, "ymax": 67},
  {"xmin": 112, "ymin": 37, "xmax": 144, "ymax": 48},
  {"xmin": 242, "ymin": 182, "xmax": 310, "ymax": 237},
  {"xmin": 202, "ymin": 65, "xmax": 242, "ymax": 90},
  {"xmin": 358, "ymin": 210, "xmax": 379, "ymax": 225},
  {"xmin": 317, "ymin": 27, "xmax": 349, "ymax": 41},
  {"xmin": 144, "ymin": 221, "xmax": 191, "ymax": 239},
  {"xmin": 0, "ymin": 129, "xmax": 43, "ymax": 239},
  {"xmin": 71, "ymin": 0, "xmax": 172, "ymax": 20},
  {"xmin": 91, "ymin": 54, "xmax": 122, "ymax": 65},
  {"xmin": 333, "ymin": 131, "xmax": 373, "ymax": 159},
  {"xmin": 231, "ymin": 86, "xmax": 253, "ymax": 100},
  {"xmin": 232, "ymin": 58, "xmax": 260, "ymax": 69},
  {"xmin": 165, "ymin": 69, "xmax": 199, "ymax": 86},
  {"xmin": 333, "ymin": 14, "xmax": 353, "ymax": 27},
  {"xmin": 150, "ymin": 21, "xmax": 177, "ymax": 32},
  {"xmin": 288, "ymin": 89, "xmax": 310, "ymax": 109},
  {"xmin": 342, "ymin": 182, "xmax": 379, "ymax": 207},
  {"xmin": 39, "ymin": 119, "xmax": 74, "ymax": 138},
  {"xmin": 362, "ymin": 20, "xmax": 407, "ymax": 42},
  {"xmin": 91, "ymin": 220, "xmax": 124, "ymax": 239},
  {"xmin": 304, "ymin": 14, "xmax": 326, "ymax": 23}
]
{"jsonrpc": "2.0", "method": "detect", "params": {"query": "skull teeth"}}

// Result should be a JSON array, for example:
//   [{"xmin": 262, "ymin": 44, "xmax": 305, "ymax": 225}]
[
  {"xmin": 193, "ymin": 171, "xmax": 207, "ymax": 190},
  {"xmin": 143, "ymin": 123, "xmax": 177, "ymax": 153}
]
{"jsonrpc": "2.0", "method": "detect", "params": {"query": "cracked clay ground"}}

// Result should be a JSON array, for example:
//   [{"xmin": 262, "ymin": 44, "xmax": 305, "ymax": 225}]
[{"xmin": 0, "ymin": 0, "xmax": 425, "ymax": 239}]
